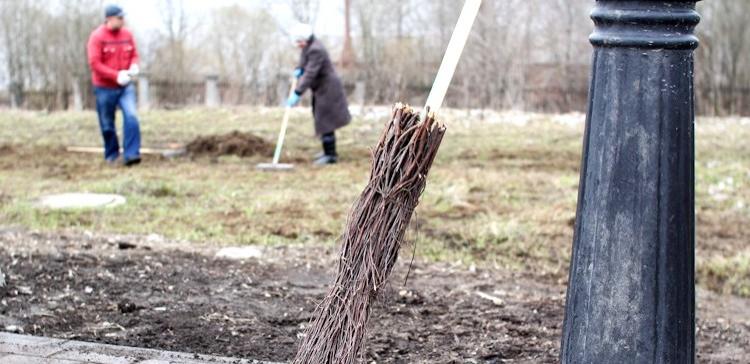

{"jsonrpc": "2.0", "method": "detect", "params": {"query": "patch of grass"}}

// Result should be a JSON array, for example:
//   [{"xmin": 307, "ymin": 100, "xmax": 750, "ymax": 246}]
[
  {"xmin": 699, "ymin": 251, "xmax": 750, "ymax": 297},
  {"xmin": 0, "ymin": 108, "xmax": 748, "ymax": 296}
]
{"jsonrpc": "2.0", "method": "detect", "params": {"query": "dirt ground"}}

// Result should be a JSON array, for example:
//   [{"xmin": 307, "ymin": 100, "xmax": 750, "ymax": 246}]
[
  {"xmin": 1, "ymin": 228, "xmax": 747, "ymax": 363},
  {"xmin": 0, "ymin": 110, "xmax": 748, "ymax": 362}
]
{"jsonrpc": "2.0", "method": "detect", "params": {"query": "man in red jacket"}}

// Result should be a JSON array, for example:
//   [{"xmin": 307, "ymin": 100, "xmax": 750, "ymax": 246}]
[{"xmin": 87, "ymin": 5, "xmax": 141, "ymax": 166}]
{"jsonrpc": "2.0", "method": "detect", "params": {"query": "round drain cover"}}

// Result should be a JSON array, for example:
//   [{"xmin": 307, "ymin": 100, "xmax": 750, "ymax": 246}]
[{"xmin": 37, "ymin": 193, "xmax": 126, "ymax": 210}]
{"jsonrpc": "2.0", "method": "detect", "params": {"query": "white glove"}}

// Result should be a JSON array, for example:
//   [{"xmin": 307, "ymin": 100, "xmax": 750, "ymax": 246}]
[
  {"xmin": 128, "ymin": 64, "xmax": 140, "ymax": 77},
  {"xmin": 117, "ymin": 70, "xmax": 132, "ymax": 86}
]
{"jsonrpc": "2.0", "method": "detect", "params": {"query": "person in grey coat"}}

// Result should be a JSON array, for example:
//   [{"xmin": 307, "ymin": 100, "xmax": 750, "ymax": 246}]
[{"xmin": 287, "ymin": 23, "xmax": 351, "ymax": 165}]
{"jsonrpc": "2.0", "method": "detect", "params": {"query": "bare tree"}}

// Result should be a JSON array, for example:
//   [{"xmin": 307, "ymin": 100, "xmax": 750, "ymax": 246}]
[
  {"xmin": 351, "ymin": 0, "xmax": 434, "ymax": 104},
  {"xmin": 56, "ymin": 0, "xmax": 102, "ymax": 109},
  {"xmin": 0, "ymin": 0, "xmax": 747, "ymax": 114},
  {"xmin": 539, "ymin": 0, "xmax": 591, "ymax": 111},
  {"xmin": 287, "ymin": 0, "xmax": 320, "ymax": 25},
  {"xmin": 205, "ymin": 5, "xmax": 279, "ymax": 104},
  {"xmin": 696, "ymin": 0, "xmax": 750, "ymax": 116},
  {"xmin": 160, "ymin": 0, "xmax": 189, "ymax": 45},
  {"xmin": 0, "ymin": 0, "xmax": 33, "ymax": 107},
  {"xmin": 0, "ymin": 0, "xmax": 99, "ymax": 109},
  {"xmin": 458, "ymin": 0, "xmax": 529, "ymax": 110},
  {"xmin": 148, "ymin": 0, "xmax": 200, "ymax": 105},
  {"xmin": 339, "ymin": 0, "xmax": 356, "ymax": 69}
]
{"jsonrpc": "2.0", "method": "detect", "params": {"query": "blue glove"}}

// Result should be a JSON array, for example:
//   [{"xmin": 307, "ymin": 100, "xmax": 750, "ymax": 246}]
[
  {"xmin": 293, "ymin": 68, "xmax": 304, "ymax": 79},
  {"xmin": 287, "ymin": 92, "xmax": 301, "ymax": 107}
]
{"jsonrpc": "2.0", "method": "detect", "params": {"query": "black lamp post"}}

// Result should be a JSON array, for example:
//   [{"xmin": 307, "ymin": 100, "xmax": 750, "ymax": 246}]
[{"xmin": 561, "ymin": 1, "xmax": 700, "ymax": 363}]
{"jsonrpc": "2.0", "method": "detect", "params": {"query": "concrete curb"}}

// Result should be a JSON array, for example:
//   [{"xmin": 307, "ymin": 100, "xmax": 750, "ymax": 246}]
[{"xmin": 0, "ymin": 333, "xmax": 279, "ymax": 364}]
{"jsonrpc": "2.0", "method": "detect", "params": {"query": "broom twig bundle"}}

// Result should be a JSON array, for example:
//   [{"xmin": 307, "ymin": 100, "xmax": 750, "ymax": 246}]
[{"xmin": 293, "ymin": 104, "xmax": 446, "ymax": 364}]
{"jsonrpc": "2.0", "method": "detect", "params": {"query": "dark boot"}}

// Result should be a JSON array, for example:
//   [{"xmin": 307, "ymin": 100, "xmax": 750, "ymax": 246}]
[
  {"xmin": 123, "ymin": 157, "xmax": 141, "ymax": 167},
  {"xmin": 313, "ymin": 154, "xmax": 337, "ymax": 165},
  {"xmin": 314, "ymin": 132, "xmax": 338, "ymax": 165}
]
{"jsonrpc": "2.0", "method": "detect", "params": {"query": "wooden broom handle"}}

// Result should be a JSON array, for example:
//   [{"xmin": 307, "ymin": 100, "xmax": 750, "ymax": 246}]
[{"xmin": 422, "ymin": 0, "xmax": 482, "ymax": 120}]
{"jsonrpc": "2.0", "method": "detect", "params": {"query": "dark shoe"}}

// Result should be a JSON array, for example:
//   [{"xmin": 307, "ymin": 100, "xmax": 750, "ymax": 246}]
[
  {"xmin": 124, "ymin": 157, "xmax": 141, "ymax": 167},
  {"xmin": 313, "ymin": 155, "xmax": 337, "ymax": 165}
]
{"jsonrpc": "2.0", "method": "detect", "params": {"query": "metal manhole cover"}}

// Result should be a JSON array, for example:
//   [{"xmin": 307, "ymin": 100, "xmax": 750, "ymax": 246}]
[{"xmin": 36, "ymin": 193, "xmax": 126, "ymax": 210}]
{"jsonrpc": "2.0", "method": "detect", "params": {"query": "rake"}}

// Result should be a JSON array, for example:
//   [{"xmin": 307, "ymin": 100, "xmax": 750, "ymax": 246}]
[{"xmin": 257, "ymin": 78, "xmax": 298, "ymax": 171}]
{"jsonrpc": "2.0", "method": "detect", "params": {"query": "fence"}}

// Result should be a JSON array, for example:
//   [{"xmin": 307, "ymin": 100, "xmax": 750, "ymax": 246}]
[
  {"xmin": 1, "ymin": 72, "xmax": 749, "ymax": 117},
  {"xmin": 696, "ymin": 87, "xmax": 750, "ymax": 116}
]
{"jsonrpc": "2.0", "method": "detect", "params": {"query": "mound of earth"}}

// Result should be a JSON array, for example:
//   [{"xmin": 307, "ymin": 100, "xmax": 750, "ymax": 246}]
[
  {"xmin": 185, "ymin": 131, "xmax": 273, "ymax": 158},
  {"xmin": 0, "ymin": 144, "xmax": 15, "ymax": 156}
]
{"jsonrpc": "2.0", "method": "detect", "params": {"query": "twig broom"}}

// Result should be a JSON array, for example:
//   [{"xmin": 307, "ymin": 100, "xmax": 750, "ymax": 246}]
[{"xmin": 293, "ymin": 1, "xmax": 482, "ymax": 363}]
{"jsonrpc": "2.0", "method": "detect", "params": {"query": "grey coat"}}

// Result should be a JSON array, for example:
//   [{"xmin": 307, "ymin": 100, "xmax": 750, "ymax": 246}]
[{"xmin": 296, "ymin": 37, "xmax": 351, "ymax": 136}]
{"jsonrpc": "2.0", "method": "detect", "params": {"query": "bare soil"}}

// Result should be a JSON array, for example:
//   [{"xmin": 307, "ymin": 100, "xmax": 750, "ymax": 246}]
[
  {"xmin": 0, "ymin": 143, "xmax": 14, "ymax": 157},
  {"xmin": 185, "ymin": 131, "xmax": 273, "ymax": 159},
  {"xmin": 1, "ymin": 229, "xmax": 748, "ymax": 363}
]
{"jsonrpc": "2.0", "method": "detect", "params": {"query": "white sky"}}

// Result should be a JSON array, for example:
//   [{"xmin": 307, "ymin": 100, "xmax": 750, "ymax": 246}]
[{"xmin": 111, "ymin": 0, "xmax": 344, "ymax": 38}]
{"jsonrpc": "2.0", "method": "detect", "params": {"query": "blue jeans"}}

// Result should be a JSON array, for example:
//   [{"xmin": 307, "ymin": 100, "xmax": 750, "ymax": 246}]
[{"xmin": 94, "ymin": 84, "xmax": 141, "ymax": 162}]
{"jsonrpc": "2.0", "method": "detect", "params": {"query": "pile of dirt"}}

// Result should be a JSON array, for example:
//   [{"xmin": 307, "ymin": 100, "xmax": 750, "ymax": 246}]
[
  {"xmin": 185, "ymin": 131, "xmax": 273, "ymax": 158},
  {"xmin": 0, "ymin": 144, "xmax": 15, "ymax": 157}
]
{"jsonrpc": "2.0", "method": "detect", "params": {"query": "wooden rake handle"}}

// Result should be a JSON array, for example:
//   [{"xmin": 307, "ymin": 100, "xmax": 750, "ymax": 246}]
[{"xmin": 272, "ymin": 78, "xmax": 299, "ymax": 165}]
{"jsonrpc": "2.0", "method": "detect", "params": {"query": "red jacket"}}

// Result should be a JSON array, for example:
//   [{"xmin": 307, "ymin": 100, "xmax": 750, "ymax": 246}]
[{"xmin": 87, "ymin": 25, "xmax": 139, "ymax": 88}]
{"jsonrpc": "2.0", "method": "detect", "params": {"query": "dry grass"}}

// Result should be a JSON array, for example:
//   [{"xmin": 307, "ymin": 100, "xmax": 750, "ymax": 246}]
[{"xmin": 0, "ymin": 107, "xmax": 748, "ymax": 297}]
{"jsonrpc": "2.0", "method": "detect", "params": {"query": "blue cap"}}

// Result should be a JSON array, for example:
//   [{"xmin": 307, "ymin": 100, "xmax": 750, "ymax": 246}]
[{"xmin": 105, "ymin": 5, "xmax": 125, "ymax": 18}]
